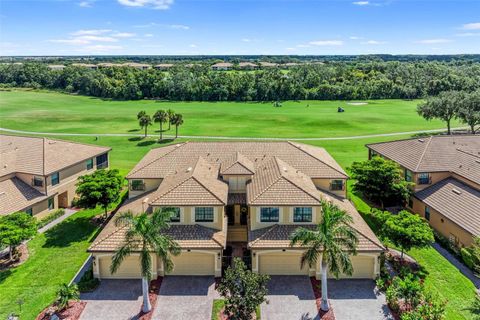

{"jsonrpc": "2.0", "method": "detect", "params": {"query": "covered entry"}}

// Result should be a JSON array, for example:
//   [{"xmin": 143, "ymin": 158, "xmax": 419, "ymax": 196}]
[
  {"xmin": 168, "ymin": 251, "xmax": 216, "ymax": 276},
  {"xmin": 258, "ymin": 251, "xmax": 309, "ymax": 275},
  {"xmin": 58, "ymin": 191, "xmax": 69, "ymax": 208}
]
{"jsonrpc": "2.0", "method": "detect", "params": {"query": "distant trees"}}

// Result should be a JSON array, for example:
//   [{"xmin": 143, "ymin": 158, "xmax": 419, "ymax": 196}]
[
  {"xmin": 457, "ymin": 90, "xmax": 480, "ymax": 134},
  {"xmin": 1, "ymin": 60, "xmax": 479, "ymax": 101},
  {"xmin": 135, "ymin": 110, "xmax": 183, "ymax": 140},
  {"xmin": 349, "ymin": 156, "xmax": 414, "ymax": 208}
]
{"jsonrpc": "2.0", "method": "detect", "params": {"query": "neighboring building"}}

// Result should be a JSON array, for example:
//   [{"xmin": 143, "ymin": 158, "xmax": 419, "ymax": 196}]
[
  {"xmin": 154, "ymin": 63, "xmax": 174, "ymax": 70},
  {"xmin": 259, "ymin": 61, "xmax": 278, "ymax": 68},
  {"xmin": 47, "ymin": 64, "xmax": 66, "ymax": 71},
  {"xmin": 367, "ymin": 135, "xmax": 480, "ymax": 247},
  {"xmin": 97, "ymin": 63, "xmax": 122, "ymax": 68},
  {"xmin": 211, "ymin": 62, "xmax": 233, "ymax": 71},
  {"xmin": 238, "ymin": 62, "xmax": 258, "ymax": 70},
  {"xmin": 0, "ymin": 135, "xmax": 111, "ymax": 218},
  {"xmin": 71, "ymin": 63, "xmax": 98, "ymax": 69},
  {"xmin": 122, "ymin": 62, "xmax": 151, "ymax": 70},
  {"xmin": 283, "ymin": 62, "xmax": 300, "ymax": 68},
  {"xmin": 89, "ymin": 142, "xmax": 383, "ymax": 280}
]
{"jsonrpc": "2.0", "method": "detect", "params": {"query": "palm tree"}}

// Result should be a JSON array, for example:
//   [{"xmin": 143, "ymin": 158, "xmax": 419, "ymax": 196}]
[
  {"xmin": 111, "ymin": 209, "xmax": 180, "ymax": 313},
  {"xmin": 139, "ymin": 115, "xmax": 152, "ymax": 138},
  {"xmin": 166, "ymin": 109, "xmax": 175, "ymax": 130},
  {"xmin": 137, "ymin": 110, "xmax": 147, "ymax": 120},
  {"xmin": 153, "ymin": 110, "xmax": 168, "ymax": 140},
  {"xmin": 290, "ymin": 201, "xmax": 358, "ymax": 312},
  {"xmin": 170, "ymin": 113, "xmax": 184, "ymax": 139}
]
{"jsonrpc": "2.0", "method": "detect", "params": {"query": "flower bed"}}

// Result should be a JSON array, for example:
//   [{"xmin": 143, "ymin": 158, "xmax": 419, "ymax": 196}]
[
  {"xmin": 309, "ymin": 278, "xmax": 335, "ymax": 320},
  {"xmin": 36, "ymin": 301, "xmax": 86, "ymax": 320},
  {"xmin": 137, "ymin": 277, "xmax": 163, "ymax": 320}
]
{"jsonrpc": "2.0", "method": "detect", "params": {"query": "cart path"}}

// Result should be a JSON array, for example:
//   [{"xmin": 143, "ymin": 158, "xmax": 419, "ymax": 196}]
[{"xmin": 0, "ymin": 126, "xmax": 467, "ymax": 141}]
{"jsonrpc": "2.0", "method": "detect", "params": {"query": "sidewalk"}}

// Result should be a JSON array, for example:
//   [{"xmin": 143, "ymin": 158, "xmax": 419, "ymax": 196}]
[{"xmin": 38, "ymin": 208, "xmax": 78, "ymax": 233}]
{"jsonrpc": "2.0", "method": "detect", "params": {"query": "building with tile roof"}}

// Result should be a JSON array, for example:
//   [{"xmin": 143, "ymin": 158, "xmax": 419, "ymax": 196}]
[
  {"xmin": 0, "ymin": 134, "xmax": 111, "ymax": 217},
  {"xmin": 367, "ymin": 135, "xmax": 480, "ymax": 247},
  {"xmin": 89, "ymin": 141, "xmax": 383, "ymax": 280}
]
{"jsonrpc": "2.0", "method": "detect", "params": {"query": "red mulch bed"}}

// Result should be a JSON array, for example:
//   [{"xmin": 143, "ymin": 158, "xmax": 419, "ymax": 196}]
[
  {"xmin": 137, "ymin": 277, "xmax": 164, "ymax": 320},
  {"xmin": 310, "ymin": 278, "xmax": 336, "ymax": 320},
  {"xmin": 36, "ymin": 301, "xmax": 86, "ymax": 320}
]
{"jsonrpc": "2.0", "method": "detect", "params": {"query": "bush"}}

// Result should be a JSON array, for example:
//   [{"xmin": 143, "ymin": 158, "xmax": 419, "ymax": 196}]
[
  {"xmin": 461, "ymin": 248, "xmax": 474, "ymax": 269},
  {"xmin": 77, "ymin": 266, "xmax": 100, "ymax": 292},
  {"xmin": 56, "ymin": 283, "xmax": 80, "ymax": 310},
  {"xmin": 37, "ymin": 209, "xmax": 65, "ymax": 229},
  {"xmin": 400, "ymin": 292, "xmax": 447, "ymax": 320}
]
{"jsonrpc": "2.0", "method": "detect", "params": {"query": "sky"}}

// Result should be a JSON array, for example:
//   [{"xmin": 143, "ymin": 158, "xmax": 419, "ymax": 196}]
[{"xmin": 0, "ymin": 0, "xmax": 479, "ymax": 56}]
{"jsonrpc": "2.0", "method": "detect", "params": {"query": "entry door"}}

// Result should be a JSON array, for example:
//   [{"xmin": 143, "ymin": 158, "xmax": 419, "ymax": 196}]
[
  {"xmin": 226, "ymin": 205, "xmax": 235, "ymax": 225},
  {"xmin": 58, "ymin": 192, "xmax": 68, "ymax": 208},
  {"xmin": 240, "ymin": 205, "xmax": 248, "ymax": 225}
]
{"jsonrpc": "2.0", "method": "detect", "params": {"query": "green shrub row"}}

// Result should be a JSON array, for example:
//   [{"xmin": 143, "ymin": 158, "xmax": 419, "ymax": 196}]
[{"xmin": 36, "ymin": 209, "xmax": 65, "ymax": 229}]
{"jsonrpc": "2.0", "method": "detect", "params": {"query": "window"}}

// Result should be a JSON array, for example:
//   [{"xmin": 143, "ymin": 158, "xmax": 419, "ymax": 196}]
[
  {"xmin": 404, "ymin": 169, "xmax": 413, "ymax": 182},
  {"xmin": 260, "ymin": 207, "xmax": 279, "ymax": 222},
  {"xmin": 48, "ymin": 197, "xmax": 54, "ymax": 210},
  {"xmin": 33, "ymin": 176, "xmax": 43, "ymax": 187},
  {"xmin": 418, "ymin": 173, "xmax": 430, "ymax": 185},
  {"xmin": 86, "ymin": 158, "xmax": 94, "ymax": 170},
  {"xmin": 293, "ymin": 207, "xmax": 312, "ymax": 222},
  {"xmin": 131, "ymin": 180, "xmax": 145, "ymax": 191},
  {"xmin": 96, "ymin": 153, "xmax": 108, "ymax": 169},
  {"xmin": 25, "ymin": 207, "xmax": 33, "ymax": 216},
  {"xmin": 195, "ymin": 207, "xmax": 214, "ymax": 222},
  {"xmin": 51, "ymin": 172, "xmax": 60, "ymax": 186},
  {"xmin": 330, "ymin": 180, "xmax": 344, "ymax": 191},
  {"xmin": 424, "ymin": 206, "xmax": 430, "ymax": 221},
  {"xmin": 164, "ymin": 207, "xmax": 180, "ymax": 222}
]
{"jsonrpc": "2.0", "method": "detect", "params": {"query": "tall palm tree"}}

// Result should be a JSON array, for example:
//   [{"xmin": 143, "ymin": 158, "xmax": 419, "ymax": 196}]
[
  {"xmin": 170, "ymin": 113, "xmax": 184, "ymax": 139},
  {"xmin": 153, "ymin": 110, "xmax": 168, "ymax": 140},
  {"xmin": 139, "ymin": 115, "xmax": 152, "ymax": 138},
  {"xmin": 166, "ymin": 109, "xmax": 175, "ymax": 130},
  {"xmin": 137, "ymin": 110, "xmax": 147, "ymax": 120},
  {"xmin": 111, "ymin": 209, "xmax": 180, "ymax": 313},
  {"xmin": 290, "ymin": 201, "xmax": 358, "ymax": 311}
]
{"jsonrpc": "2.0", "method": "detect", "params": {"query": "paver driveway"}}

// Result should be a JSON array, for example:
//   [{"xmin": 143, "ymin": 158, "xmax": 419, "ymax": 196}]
[
  {"xmin": 261, "ymin": 276, "xmax": 319, "ymax": 320},
  {"xmin": 152, "ymin": 276, "xmax": 219, "ymax": 320},
  {"xmin": 79, "ymin": 279, "xmax": 142, "ymax": 320},
  {"xmin": 328, "ymin": 279, "xmax": 393, "ymax": 320}
]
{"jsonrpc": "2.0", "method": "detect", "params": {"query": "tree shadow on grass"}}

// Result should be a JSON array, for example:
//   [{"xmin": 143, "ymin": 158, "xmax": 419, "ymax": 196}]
[
  {"xmin": 128, "ymin": 129, "xmax": 140, "ymax": 132},
  {"xmin": 128, "ymin": 137, "xmax": 143, "ymax": 142},
  {"xmin": 0, "ymin": 268, "xmax": 13, "ymax": 285},
  {"xmin": 137, "ymin": 140, "xmax": 156, "ymax": 147},
  {"xmin": 157, "ymin": 138, "xmax": 175, "ymax": 145},
  {"xmin": 43, "ymin": 216, "xmax": 96, "ymax": 248}
]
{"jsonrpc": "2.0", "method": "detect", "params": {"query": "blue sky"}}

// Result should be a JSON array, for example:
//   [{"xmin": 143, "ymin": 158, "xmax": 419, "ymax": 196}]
[{"xmin": 1, "ymin": 0, "xmax": 479, "ymax": 55}]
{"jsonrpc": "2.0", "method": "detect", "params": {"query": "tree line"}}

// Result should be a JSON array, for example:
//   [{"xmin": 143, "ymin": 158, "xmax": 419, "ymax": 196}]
[{"xmin": 1, "ymin": 60, "xmax": 479, "ymax": 101}]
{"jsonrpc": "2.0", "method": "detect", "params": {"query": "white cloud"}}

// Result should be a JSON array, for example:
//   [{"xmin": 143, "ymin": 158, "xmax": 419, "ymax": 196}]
[
  {"xmin": 144, "ymin": 33, "xmax": 154, "ymax": 37},
  {"xmin": 241, "ymin": 38, "xmax": 252, "ymax": 42},
  {"xmin": 117, "ymin": 0, "xmax": 174, "ymax": 10},
  {"xmin": 168, "ymin": 24, "xmax": 189, "ymax": 30},
  {"xmin": 134, "ymin": 22, "xmax": 189, "ymax": 30},
  {"xmin": 189, "ymin": 44, "xmax": 197, "ymax": 48},
  {"xmin": 455, "ymin": 32, "xmax": 480, "ymax": 37},
  {"xmin": 415, "ymin": 39, "xmax": 451, "ymax": 44},
  {"xmin": 349, "ymin": 36, "xmax": 363, "ymax": 40},
  {"xmin": 49, "ymin": 38, "xmax": 90, "ymax": 45},
  {"xmin": 352, "ymin": 1, "xmax": 370, "ymax": 5},
  {"xmin": 286, "ymin": 47, "xmax": 297, "ymax": 51},
  {"xmin": 71, "ymin": 29, "xmax": 112, "ymax": 36},
  {"xmin": 112, "ymin": 32, "xmax": 136, "ymax": 38},
  {"xmin": 462, "ymin": 22, "xmax": 480, "ymax": 30},
  {"xmin": 78, "ymin": 1, "xmax": 94, "ymax": 7},
  {"xmin": 308, "ymin": 40, "xmax": 344, "ymax": 46},
  {"xmin": 361, "ymin": 40, "xmax": 386, "ymax": 45},
  {"xmin": 77, "ymin": 35, "xmax": 118, "ymax": 42},
  {"xmin": 296, "ymin": 44, "xmax": 311, "ymax": 48}
]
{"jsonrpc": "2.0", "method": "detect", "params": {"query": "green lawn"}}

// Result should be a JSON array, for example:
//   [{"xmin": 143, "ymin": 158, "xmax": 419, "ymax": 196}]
[
  {"xmin": 0, "ymin": 208, "xmax": 102, "ymax": 319},
  {"xmin": 0, "ymin": 89, "xmax": 460, "ymax": 139},
  {"xmin": 211, "ymin": 299, "xmax": 261, "ymax": 320}
]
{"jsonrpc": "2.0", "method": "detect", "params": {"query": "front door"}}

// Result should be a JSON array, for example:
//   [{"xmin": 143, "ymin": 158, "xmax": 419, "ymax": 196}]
[
  {"xmin": 226, "ymin": 205, "xmax": 235, "ymax": 225},
  {"xmin": 240, "ymin": 205, "xmax": 248, "ymax": 225}
]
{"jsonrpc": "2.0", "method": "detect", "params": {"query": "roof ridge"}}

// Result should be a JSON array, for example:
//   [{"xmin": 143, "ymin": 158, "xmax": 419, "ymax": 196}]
[
  {"xmin": 250, "ymin": 224, "xmax": 279, "ymax": 246},
  {"xmin": 90, "ymin": 226, "xmax": 126, "ymax": 249},
  {"xmin": 456, "ymin": 147, "xmax": 480, "ymax": 159},
  {"xmin": 194, "ymin": 224, "xmax": 224, "ymax": 247},
  {"xmin": 249, "ymin": 159, "xmax": 283, "ymax": 203},
  {"xmin": 127, "ymin": 142, "xmax": 188, "ymax": 177},
  {"xmin": 150, "ymin": 172, "xmax": 193, "ymax": 204},
  {"xmin": 274, "ymin": 158, "xmax": 320, "ymax": 202},
  {"xmin": 191, "ymin": 175, "xmax": 227, "ymax": 205},
  {"xmin": 287, "ymin": 141, "xmax": 347, "ymax": 177},
  {"xmin": 414, "ymin": 136, "xmax": 433, "ymax": 171},
  {"xmin": 42, "ymin": 137, "xmax": 46, "ymax": 176}
]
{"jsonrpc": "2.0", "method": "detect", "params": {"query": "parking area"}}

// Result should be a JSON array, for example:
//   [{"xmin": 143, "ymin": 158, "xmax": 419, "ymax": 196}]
[
  {"xmin": 79, "ymin": 279, "xmax": 142, "ymax": 320},
  {"xmin": 261, "ymin": 276, "xmax": 319, "ymax": 320},
  {"xmin": 152, "ymin": 276, "xmax": 219, "ymax": 320},
  {"xmin": 328, "ymin": 279, "xmax": 393, "ymax": 320}
]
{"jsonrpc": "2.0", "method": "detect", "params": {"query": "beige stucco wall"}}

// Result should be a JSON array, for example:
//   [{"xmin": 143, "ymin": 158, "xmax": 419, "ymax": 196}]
[
  {"xmin": 151, "ymin": 206, "xmax": 225, "ymax": 230},
  {"xmin": 28, "ymin": 196, "xmax": 57, "ymax": 219},
  {"xmin": 127, "ymin": 178, "xmax": 163, "ymax": 198},
  {"xmin": 249, "ymin": 206, "xmax": 321, "ymax": 231},
  {"xmin": 15, "ymin": 172, "xmax": 46, "ymax": 194},
  {"xmin": 222, "ymin": 175, "xmax": 250, "ymax": 193},
  {"xmin": 413, "ymin": 171, "xmax": 451, "ymax": 192},
  {"xmin": 312, "ymin": 178, "xmax": 346, "ymax": 197},
  {"xmin": 411, "ymin": 198, "xmax": 473, "ymax": 247}
]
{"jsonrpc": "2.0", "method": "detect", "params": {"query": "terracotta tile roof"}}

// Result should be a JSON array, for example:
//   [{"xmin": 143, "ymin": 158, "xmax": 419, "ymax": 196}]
[
  {"xmin": 0, "ymin": 177, "xmax": 50, "ymax": 215},
  {"xmin": 88, "ymin": 193, "xmax": 225, "ymax": 252},
  {"xmin": 238, "ymin": 62, "xmax": 257, "ymax": 67},
  {"xmin": 1, "ymin": 135, "xmax": 111, "ymax": 176},
  {"xmin": 148, "ymin": 157, "xmax": 228, "ymax": 206},
  {"xmin": 211, "ymin": 62, "xmax": 233, "ymax": 68},
  {"xmin": 259, "ymin": 62, "xmax": 278, "ymax": 67},
  {"xmin": 220, "ymin": 152, "xmax": 255, "ymax": 175},
  {"xmin": 366, "ymin": 136, "xmax": 480, "ymax": 184},
  {"xmin": 126, "ymin": 141, "xmax": 347, "ymax": 180},
  {"xmin": 415, "ymin": 177, "xmax": 480, "ymax": 237},
  {"xmin": 247, "ymin": 157, "xmax": 321, "ymax": 205},
  {"xmin": 248, "ymin": 191, "xmax": 384, "ymax": 252}
]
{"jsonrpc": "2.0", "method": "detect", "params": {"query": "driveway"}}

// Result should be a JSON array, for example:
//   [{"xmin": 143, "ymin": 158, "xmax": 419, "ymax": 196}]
[
  {"xmin": 261, "ymin": 276, "xmax": 319, "ymax": 320},
  {"xmin": 152, "ymin": 276, "xmax": 219, "ymax": 320},
  {"xmin": 79, "ymin": 279, "xmax": 142, "ymax": 320},
  {"xmin": 328, "ymin": 280, "xmax": 393, "ymax": 320}
]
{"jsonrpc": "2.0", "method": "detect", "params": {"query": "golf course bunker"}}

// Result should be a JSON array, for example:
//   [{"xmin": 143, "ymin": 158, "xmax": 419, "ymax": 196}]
[{"xmin": 347, "ymin": 102, "xmax": 368, "ymax": 106}]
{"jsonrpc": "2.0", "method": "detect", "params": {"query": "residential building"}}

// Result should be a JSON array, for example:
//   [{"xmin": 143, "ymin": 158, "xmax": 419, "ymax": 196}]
[
  {"xmin": 122, "ymin": 62, "xmax": 151, "ymax": 70},
  {"xmin": 0, "ymin": 135, "xmax": 111, "ymax": 218},
  {"xmin": 47, "ymin": 64, "xmax": 66, "ymax": 71},
  {"xmin": 211, "ymin": 62, "xmax": 233, "ymax": 71},
  {"xmin": 366, "ymin": 135, "xmax": 480, "ymax": 247},
  {"xmin": 71, "ymin": 63, "xmax": 98, "ymax": 69},
  {"xmin": 89, "ymin": 142, "xmax": 383, "ymax": 280},
  {"xmin": 154, "ymin": 63, "xmax": 174, "ymax": 70},
  {"xmin": 238, "ymin": 62, "xmax": 258, "ymax": 70},
  {"xmin": 259, "ymin": 62, "xmax": 278, "ymax": 68}
]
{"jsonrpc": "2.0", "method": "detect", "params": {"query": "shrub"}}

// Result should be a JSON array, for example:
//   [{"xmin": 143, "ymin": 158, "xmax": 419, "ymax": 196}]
[
  {"xmin": 386, "ymin": 284, "xmax": 399, "ymax": 312},
  {"xmin": 77, "ymin": 266, "xmax": 100, "ymax": 292},
  {"xmin": 56, "ymin": 283, "xmax": 80, "ymax": 310},
  {"xmin": 400, "ymin": 292, "xmax": 447, "ymax": 320},
  {"xmin": 461, "ymin": 248, "xmax": 474, "ymax": 269},
  {"xmin": 37, "ymin": 209, "xmax": 65, "ymax": 229}
]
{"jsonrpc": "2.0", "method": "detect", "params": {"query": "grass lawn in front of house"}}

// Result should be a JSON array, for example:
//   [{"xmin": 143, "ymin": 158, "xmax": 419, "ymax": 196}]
[{"xmin": 211, "ymin": 299, "xmax": 261, "ymax": 320}]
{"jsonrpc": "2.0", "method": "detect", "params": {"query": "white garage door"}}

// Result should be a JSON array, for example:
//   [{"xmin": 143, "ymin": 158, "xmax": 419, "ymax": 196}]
[
  {"xmin": 259, "ymin": 251, "xmax": 309, "ymax": 275},
  {"xmin": 328, "ymin": 255, "xmax": 375, "ymax": 279},
  {"xmin": 98, "ymin": 255, "xmax": 142, "ymax": 279},
  {"xmin": 169, "ymin": 252, "xmax": 216, "ymax": 276}
]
